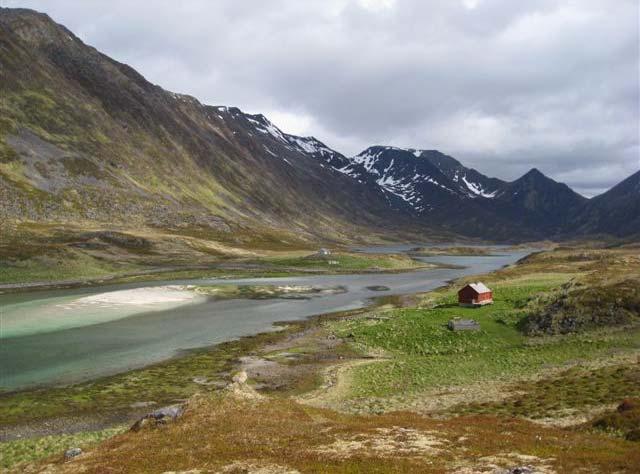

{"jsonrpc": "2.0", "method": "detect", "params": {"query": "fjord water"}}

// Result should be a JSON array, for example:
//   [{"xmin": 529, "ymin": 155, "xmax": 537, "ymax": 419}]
[{"xmin": 0, "ymin": 250, "xmax": 530, "ymax": 391}]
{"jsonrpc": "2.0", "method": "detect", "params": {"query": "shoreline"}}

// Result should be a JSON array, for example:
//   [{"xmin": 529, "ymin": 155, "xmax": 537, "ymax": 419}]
[
  {"xmin": 0, "ymin": 251, "xmax": 521, "ymax": 440},
  {"xmin": 0, "ymin": 303, "xmax": 373, "ymax": 441},
  {"xmin": 0, "ymin": 259, "xmax": 446, "ymax": 296}
]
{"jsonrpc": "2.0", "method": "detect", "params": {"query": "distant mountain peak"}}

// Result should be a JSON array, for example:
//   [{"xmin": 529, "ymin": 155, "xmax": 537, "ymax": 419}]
[{"xmin": 521, "ymin": 167, "xmax": 546, "ymax": 179}]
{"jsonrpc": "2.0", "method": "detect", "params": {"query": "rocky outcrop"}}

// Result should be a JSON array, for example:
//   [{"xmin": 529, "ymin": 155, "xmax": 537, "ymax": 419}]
[
  {"xmin": 63, "ymin": 447, "xmax": 82, "ymax": 461},
  {"xmin": 130, "ymin": 404, "xmax": 185, "ymax": 432}
]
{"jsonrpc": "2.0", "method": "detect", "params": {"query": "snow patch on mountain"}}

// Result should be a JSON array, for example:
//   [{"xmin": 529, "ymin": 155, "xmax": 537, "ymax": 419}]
[
  {"xmin": 287, "ymin": 136, "xmax": 334, "ymax": 157},
  {"xmin": 245, "ymin": 114, "xmax": 290, "ymax": 144},
  {"xmin": 352, "ymin": 149, "xmax": 382, "ymax": 175},
  {"xmin": 263, "ymin": 145, "xmax": 278, "ymax": 157},
  {"xmin": 461, "ymin": 176, "xmax": 498, "ymax": 198}
]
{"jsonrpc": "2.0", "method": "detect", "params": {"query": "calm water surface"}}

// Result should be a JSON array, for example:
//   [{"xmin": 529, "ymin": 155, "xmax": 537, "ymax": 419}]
[{"xmin": 0, "ymin": 249, "xmax": 531, "ymax": 391}]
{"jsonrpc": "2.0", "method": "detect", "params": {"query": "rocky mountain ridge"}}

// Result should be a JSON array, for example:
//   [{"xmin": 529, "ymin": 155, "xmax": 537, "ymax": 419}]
[{"xmin": 0, "ymin": 7, "xmax": 638, "ymax": 243}]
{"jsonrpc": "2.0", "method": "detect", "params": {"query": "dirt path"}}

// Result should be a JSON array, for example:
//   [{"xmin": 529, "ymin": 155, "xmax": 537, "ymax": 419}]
[{"xmin": 295, "ymin": 358, "xmax": 383, "ymax": 409}]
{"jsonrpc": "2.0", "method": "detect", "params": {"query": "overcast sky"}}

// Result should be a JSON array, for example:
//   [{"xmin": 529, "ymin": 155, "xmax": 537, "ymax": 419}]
[{"xmin": 4, "ymin": 0, "xmax": 639, "ymax": 196}]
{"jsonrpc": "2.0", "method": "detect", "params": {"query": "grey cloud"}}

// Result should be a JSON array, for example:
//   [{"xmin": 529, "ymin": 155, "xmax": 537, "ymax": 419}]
[{"xmin": 4, "ymin": 0, "xmax": 638, "ymax": 196}]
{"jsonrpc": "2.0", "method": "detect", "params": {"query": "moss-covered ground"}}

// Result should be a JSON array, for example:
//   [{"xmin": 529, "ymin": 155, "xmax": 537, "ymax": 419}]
[
  {"xmin": 0, "ymin": 426, "xmax": 126, "ymax": 469},
  {"xmin": 450, "ymin": 364, "xmax": 640, "ymax": 420},
  {"xmin": 14, "ymin": 394, "xmax": 639, "ymax": 473}
]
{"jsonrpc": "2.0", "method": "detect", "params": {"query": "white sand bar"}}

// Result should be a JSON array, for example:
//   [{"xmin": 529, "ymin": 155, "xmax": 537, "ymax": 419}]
[
  {"xmin": 2, "ymin": 286, "xmax": 203, "ymax": 339},
  {"xmin": 58, "ymin": 286, "xmax": 197, "ymax": 309}
]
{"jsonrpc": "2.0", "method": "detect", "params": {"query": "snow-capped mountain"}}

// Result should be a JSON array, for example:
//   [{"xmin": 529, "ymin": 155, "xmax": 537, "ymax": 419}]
[
  {"xmin": 2, "ymin": 7, "xmax": 637, "ymax": 242},
  {"xmin": 300, "ymin": 144, "xmax": 503, "ymax": 215},
  {"xmin": 292, "ymin": 143, "xmax": 602, "ymax": 238},
  {"xmin": 288, "ymin": 142, "xmax": 516, "ymax": 217},
  {"xmin": 343, "ymin": 146, "xmax": 464, "ymax": 213},
  {"xmin": 414, "ymin": 149, "xmax": 504, "ymax": 199}
]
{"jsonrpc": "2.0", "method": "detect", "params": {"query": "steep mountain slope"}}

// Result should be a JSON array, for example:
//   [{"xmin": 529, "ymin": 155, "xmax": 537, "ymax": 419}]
[
  {"xmin": 303, "ymin": 145, "xmax": 507, "ymax": 238},
  {"xmin": 0, "ymin": 7, "xmax": 421, "ymax": 245},
  {"xmin": 417, "ymin": 149, "xmax": 505, "ymax": 199},
  {"xmin": 571, "ymin": 170, "xmax": 640, "ymax": 237},
  {"xmin": 0, "ymin": 7, "xmax": 637, "ymax": 244},
  {"xmin": 490, "ymin": 168, "xmax": 589, "ymax": 234},
  {"xmin": 340, "ymin": 146, "xmax": 468, "ymax": 213}
]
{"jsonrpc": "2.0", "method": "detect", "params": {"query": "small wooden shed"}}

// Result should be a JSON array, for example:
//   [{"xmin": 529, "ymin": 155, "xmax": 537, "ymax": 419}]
[
  {"xmin": 448, "ymin": 318, "xmax": 480, "ymax": 331},
  {"xmin": 458, "ymin": 282, "xmax": 493, "ymax": 307}
]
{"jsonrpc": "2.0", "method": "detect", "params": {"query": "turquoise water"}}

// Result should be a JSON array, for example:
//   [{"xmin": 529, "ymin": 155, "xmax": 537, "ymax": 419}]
[{"xmin": 0, "ymin": 250, "xmax": 531, "ymax": 391}]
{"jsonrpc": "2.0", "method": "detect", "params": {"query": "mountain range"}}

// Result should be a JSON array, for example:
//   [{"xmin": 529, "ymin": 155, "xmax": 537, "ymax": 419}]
[{"xmin": 1, "ymin": 7, "xmax": 638, "ymax": 244}]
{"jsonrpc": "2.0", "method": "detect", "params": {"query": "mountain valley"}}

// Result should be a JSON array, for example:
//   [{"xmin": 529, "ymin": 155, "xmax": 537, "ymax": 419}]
[{"xmin": 1, "ymin": 7, "xmax": 638, "ymax": 260}]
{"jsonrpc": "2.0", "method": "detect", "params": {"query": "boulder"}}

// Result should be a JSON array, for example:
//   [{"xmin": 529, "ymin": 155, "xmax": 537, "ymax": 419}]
[
  {"xmin": 500, "ymin": 467, "xmax": 534, "ymax": 474},
  {"xmin": 131, "ymin": 404, "xmax": 185, "ymax": 432},
  {"xmin": 64, "ymin": 447, "xmax": 82, "ymax": 461},
  {"xmin": 232, "ymin": 370, "xmax": 248, "ymax": 384},
  {"xmin": 366, "ymin": 285, "xmax": 391, "ymax": 291}
]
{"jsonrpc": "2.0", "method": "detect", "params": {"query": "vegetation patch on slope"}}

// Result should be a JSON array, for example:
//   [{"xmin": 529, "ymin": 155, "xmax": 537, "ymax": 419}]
[
  {"xmin": 592, "ymin": 398, "xmax": 640, "ymax": 441},
  {"xmin": 521, "ymin": 279, "xmax": 640, "ymax": 335},
  {"xmin": 449, "ymin": 363, "xmax": 640, "ymax": 422},
  {"xmin": 407, "ymin": 245, "xmax": 495, "ymax": 256},
  {"xmin": 0, "ymin": 426, "xmax": 125, "ymax": 469}
]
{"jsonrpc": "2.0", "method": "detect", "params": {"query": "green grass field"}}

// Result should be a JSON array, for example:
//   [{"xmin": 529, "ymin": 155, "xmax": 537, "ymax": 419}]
[
  {"xmin": 0, "ymin": 249, "xmax": 140, "ymax": 284},
  {"xmin": 0, "ymin": 426, "xmax": 126, "ymax": 469},
  {"xmin": 329, "ymin": 275, "xmax": 640, "ymax": 398},
  {"xmin": 260, "ymin": 252, "xmax": 427, "ymax": 271}
]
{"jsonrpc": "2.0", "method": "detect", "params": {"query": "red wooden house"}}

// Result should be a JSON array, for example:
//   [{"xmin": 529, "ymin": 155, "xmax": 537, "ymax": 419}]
[{"xmin": 458, "ymin": 282, "xmax": 493, "ymax": 307}]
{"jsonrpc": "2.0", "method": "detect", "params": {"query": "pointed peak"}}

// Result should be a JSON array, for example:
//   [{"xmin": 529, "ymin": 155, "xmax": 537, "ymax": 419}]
[
  {"xmin": 518, "ymin": 167, "xmax": 552, "ymax": 183},
  {"xmin": 524, "ymin": 167, "xmax": 544, "ymax": 177}
]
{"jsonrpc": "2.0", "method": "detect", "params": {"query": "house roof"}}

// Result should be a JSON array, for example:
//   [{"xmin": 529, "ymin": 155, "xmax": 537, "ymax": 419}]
[{"xmin": 468, "ymin": 282, "xmax": 491, "ymax": 294}]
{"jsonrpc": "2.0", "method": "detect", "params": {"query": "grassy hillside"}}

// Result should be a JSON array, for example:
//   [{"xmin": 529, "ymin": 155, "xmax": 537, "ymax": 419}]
[
  {"xmin": 0, "ymin": 8, "xmax": 435, "ymax": 250},
  {"xmin": 0, "ymin": 221, "xmax": 431, "ymax": 288},
  {"xmin": 10, "ymin": 395, "xmax": 637, "ymax": 473}
]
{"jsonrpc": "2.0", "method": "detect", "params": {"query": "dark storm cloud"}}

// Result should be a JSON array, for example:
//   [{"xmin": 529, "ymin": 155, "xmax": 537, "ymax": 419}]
[{"xmin": 4, "ymin": 0, "xmax": 638, "ymax": 196}]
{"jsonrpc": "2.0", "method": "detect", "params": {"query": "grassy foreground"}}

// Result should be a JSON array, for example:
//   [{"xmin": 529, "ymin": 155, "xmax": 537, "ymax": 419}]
[{"xmin": 15, "ymin": 395, "xmax": 637, "ymax": 473}]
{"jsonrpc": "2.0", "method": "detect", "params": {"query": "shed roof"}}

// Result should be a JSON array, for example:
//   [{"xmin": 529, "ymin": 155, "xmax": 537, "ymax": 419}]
[
  {"xmin": 448, "ymin": 318, "xmax": 480, "ymax": 330},
  {"xmin": 468, "ymin": 282, "xmax": 491, "ymax": 293}
]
